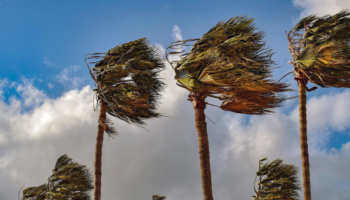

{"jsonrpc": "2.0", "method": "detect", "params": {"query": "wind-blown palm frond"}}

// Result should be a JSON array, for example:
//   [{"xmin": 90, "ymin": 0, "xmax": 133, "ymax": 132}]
[
  {"xmin": 46, "ymin": 154, "xmax": 94, "ymax": 199},
  {"xmin": 22, "ymin": 155, "xmax": 94, "ymax": 200},
  {"xmin": 252, "ymin": 158, "xmax": 301, "ymax": 200},
  {"xmin": 22, "ymin": 184, "xmax": 47, "ymax": 200},
  {"xmin": 167, "ymin": 16, "xmax": 291, "ymax": 115},
  {"xmin": 288, "ymin": 9, "xmax": 350, "ymax": 88},
  {"xmin": 85, "ymin": 38, "xmax": 165, "ymax": 128}
]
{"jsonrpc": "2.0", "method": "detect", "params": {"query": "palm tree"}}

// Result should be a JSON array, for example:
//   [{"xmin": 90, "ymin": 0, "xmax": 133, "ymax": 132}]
[
  {"xmin": 252, "ymin": 158, "xmax": 301, "ymax": 200},
  {"xmin": 85, "ymin": 38, "xmax": 165, "ymax": 200},
  {"xmin": 284, "ymin": 10, "xmax": 350, "ymax": 200},
  {"xmin": 166, "ymin": 16, "xmax": 291, "ymax": 200},
  {"xmin": 22, "ymin": 154, "xmax": 94, "ymax": 200}
]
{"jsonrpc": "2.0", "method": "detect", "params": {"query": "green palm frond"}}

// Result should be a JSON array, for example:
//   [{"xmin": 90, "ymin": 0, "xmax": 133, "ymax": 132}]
[
  {"xmin": 166, "ymin": 16, "xmax": 291, "ymax": 114},
  {"xmin": 288, "ymin": 10, "xmax": 350, "ymax": 88},
  {"xmin": 252, "ymin": 158, "xmax": 301, "ymax": 200},
  {"xmin": 86, "ymin": 38, "xmax": 165, "ymax": 127},
  {"xmin": 22, "ymin": 155, "xmax": 94, "ymax": 200}
]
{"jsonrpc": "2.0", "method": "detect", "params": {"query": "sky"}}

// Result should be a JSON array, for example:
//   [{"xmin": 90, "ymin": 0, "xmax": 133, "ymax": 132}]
[{"xmin": 0, "ymin": 0, "xmax": 350, "ymax": 199}]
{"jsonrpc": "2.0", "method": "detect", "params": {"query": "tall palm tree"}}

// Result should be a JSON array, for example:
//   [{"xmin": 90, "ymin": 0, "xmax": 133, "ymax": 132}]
[
  {"xmin": 252, "ymin": 158, "xmax": 301, "ymax": 200},
  {"xmin": 284, "ymin": 10, "xmax": 350, "ymax": 200},
  {"xmin": 22, "ymin": 154, "xmax": 94, "ymax": 200},
  {"xmin": 166, "ymin": 16, "xmax": 291, "ymax": 200},
  {"xmin": 85, "ymin": 38, "xmax": 165, "ymax": 200}
]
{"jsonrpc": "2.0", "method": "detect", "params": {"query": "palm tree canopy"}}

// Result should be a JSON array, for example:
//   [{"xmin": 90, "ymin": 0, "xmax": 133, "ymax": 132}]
[
  {"xmin": 85, "ymin": 38, "xmax": 165, "ymax": 127},
  {"xmin": 252, "ymin": 158, "xmax": 301, "ymax": 200},
  {"xmin": 22, "ymin": 154, "xmax": 94, "ymax": 200},
  {"xmin": 46, "ymin": 154, "xmax": 94, "ymax": 199},
  {"xmin": 287, "ymin": 10, "xmax": 350, "ymax": 88},
  {"xmin": 167, "ymin": 16, "xmax": 291, "ymax": 115}
]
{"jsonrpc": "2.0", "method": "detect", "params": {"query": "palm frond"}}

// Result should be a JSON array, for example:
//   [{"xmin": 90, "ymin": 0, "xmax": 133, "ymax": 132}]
[
  {"xmin": 166, "ymin": 16, "xmax": 291, "ymax": 114},
  {"xmin": 86, "ymin": 38, "xmax": 165, "ymax": 126},
  {"xmin": 288, "ymin": 10, "xmax": 350, "ymax": 88},
  {"xmin": 23, "ymin": 155, "xmax": 94, "ymax": 200},
  {"xmin": 22, "ymin": 184, "xmax": 47, "ymax": 200},
  {"xmin": 252, "ymin": 158, "xmax": 301, "ymax": 200}
]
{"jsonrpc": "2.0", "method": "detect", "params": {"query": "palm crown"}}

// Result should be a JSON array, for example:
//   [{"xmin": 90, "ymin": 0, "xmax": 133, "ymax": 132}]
[
  {"xmin": 252, "ymin": 158, "xmax": 301, "ymax": 200},
  {"xmin": 22, "ymin": 154, "xmax": 93, "ymax": 200},
  {"xmin": 167, "ymin": 16, "xmax": 291, "ymax": 114},
  {"xmin": 287, "ymin": 10, "xmax": 350, "ymax": 88},
  {"xmin": 86, "ymin": 38, "xmax": 165, "ymax": 127}
]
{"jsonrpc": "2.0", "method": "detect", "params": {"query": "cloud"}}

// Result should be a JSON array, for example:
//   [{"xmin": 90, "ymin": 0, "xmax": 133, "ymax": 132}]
[
  {"xmin": 154, "ymin": 42, "xmax": 188, "ymax": 115},
  {"xmin": 154, "ymin": 26, "xmax": 188, "ymax": 115},
  {"xmin": 42, "ymin": 57, "xmax": 55, "ymax": 67},
  {"xmin": 0, "ymin": 78, "xmax": 8, "ymax": 98},
  {"xmin": 172, "ymin": 25, "xmax": 183, "ymax": 41},
  {"xmin": 16, "ymin": 79, "xmax": 47, "ymax": 107},
  {"xmin": 1, "ymin": 77, "xmax": 350, "ymax": 200},
  {"xmin": 48, "ymin": 83, "xmax": 54, "ymax": 89},
  {"xmin": 56, "ymin": 65, "xmax": 83, "ymax": 89},
  {"xmin": 292, "ymin": 0, "xmax": 350, "ymax": 18}
]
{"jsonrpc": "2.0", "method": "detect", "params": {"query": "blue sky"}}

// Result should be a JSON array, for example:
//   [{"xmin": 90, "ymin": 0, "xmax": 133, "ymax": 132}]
[{"xmin": 1, "ymin": 1, "xmax": 350, "ymax": 199}]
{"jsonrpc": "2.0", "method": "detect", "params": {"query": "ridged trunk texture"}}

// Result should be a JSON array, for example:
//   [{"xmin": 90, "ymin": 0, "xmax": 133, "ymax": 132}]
[
  {"xmin": 298, "ymin": 80, "xmax": 311, "ymax": 200},
  {"xmin": 94, "ymin": 100, "xmax": 107, "ymax": 200},
  {"xmin": 189, "ymin": 92, "xmax": 214, "ymax": 200}
]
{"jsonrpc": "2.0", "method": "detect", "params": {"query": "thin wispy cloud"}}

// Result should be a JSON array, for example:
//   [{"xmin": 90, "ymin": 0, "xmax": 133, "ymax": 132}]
[
  {"xmin": 42, "ymin": 57, "xmax": 55, "ymax": 67},
  {"xmin": 48, "ymin": 83, "xmax": 54, "ymax": 89},
  {"xmin": 172, "ymin": 25, "xmax": 183, "ymax": 41},
  {"xmin": 56, "ymin": 65, "xmax": 83, "ymax": 89}
]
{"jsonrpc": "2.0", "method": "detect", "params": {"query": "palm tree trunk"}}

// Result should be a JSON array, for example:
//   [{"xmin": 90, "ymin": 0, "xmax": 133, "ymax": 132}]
[
  {"xmin": 189, "ymin": 92, "xmax": 214, "ymax": 200},
  {"xmin": 94, "ymin": 100, "xmax": 107, "ymax": 200},
  {"xmin": 298, "ymin": 80, "xmax": 311, "ymax": 200}
]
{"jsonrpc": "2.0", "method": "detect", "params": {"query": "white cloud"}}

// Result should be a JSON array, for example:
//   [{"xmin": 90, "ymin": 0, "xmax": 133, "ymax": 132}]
[
  {"xmin": 172, "ymin": 25, "xmax": 183, "ymax": 41},
  {"xmin": 42, "ymin": 57, "xmax": 54, "ymax": 67},
  {"xmin": 56, "ymin": 65, "xmax": 83, "ymax": 88},
  {"xmin": 292, "ymin": 0, "xmax": 350, "ymax": 18},
  {"xmin": 154, "ymin": 42, "xmax": 188, "ymax": 115},
  {"xmin": 16, "ymin": 79, "xmax": 47, "ymax": 107},
  {"xmin": 0, "ymin": 78, "xmax": 349, "ymax": 200},
  {"xmin": 48, "ymin": 83, "xmax": 54, "ymax": 89},
  {"xmin": 155, "ymin": 26, "xmax": 188, "ymax": 115},
  {"xmin": 218, "ymin": 90, "xmax": 350, "ymax": 200}
]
